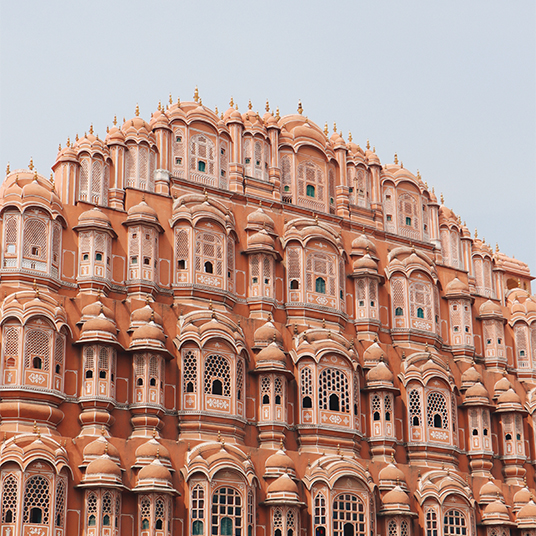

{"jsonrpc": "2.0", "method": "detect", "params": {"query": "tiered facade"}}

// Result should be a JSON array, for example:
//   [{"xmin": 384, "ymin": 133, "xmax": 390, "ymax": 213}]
[{"xmin": 1, "ymin": 92, "xmax": 535, "ymax": 536}]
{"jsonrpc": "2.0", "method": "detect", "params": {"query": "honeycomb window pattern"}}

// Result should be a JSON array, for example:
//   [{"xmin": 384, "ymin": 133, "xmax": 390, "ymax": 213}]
[
  {"xmin": 23, "ymin": 475, "xmax": 50, "ymax": 524},
  {"xmin": 319, "ymin": 368, "xmax": 349, "ymax": 413},
  {"xmin": 204, "ymin": 354, "xmax": 231, "ymax": 397},
  {"xmin": 426, "ymin": 391, "xmax": 449, "ymax": 430}
]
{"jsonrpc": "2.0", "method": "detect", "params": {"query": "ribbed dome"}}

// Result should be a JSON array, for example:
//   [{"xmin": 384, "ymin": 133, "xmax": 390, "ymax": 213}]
[
  {"xmin": 518, "ymin": 499, "xmax": 536, "ymax": 519},
  {"xmin": 514, "ymin": 487, "xmax": 531, "ymax": 505},
  {"xmin": 256, "ymin": 342, "xmax": 286, "ymax": 365},
  {"xmin": 267, "ymin": 473, "xmax": 299, "ymax": 494},
  {"xmin": 136, "ymin": 438, "xmax": 170, "ymax": 460},
  {"xmin": 138, "ymin": 459, "xmax": 172, "ymax": 482},
  {"xmin": 382, "ymin": 486, "xmax": 410, "ymax": 505},
  {"xmin": 248, "ymin": 230, "xmax": 275, "ymax": 249},
  {"xmin": 132, "ymin": 322, "xmax": 166, "ymax": 343},
  {"xmin": 364, "ymin": 341, "xmax": 383, "ymax": 363},
  {"xmin": 379, "ymin": 462, "xmax": 405, "ymax": 483},
  {"xmin": 497, "ymin": 388, "xmax": 522, "ymax": 405},
  {"xmin": 494, "ymin": 376, "xmax": 512, "ymax": 394},
  {"xmin": 254, "ymin": 320, "xmax": 283, "ymax": 345},
  {"xmin": 131, "ymin": 304, "xmax": 163, "ymax": 326},
  {"xmin": 81, "ymin": 315, "xmax": 116, "ymax": 334},
  {"xmin": 465, "ymin": 382, "xmax": 490, "ymax": 401},
  {"xmin": 367, "ymin": 361, "xmax": 394, "ymax": 384},
  {"xmin": 353, "ymin": 254, "xmax": 378, "ymax": 271},
  {"xmin": 247, "ymin": 207, "xmax": 275, "ymax": 230},
  {"xmin": 86, "ymin": 455, "xmax": 121, "ymax": 477},
  {"xmin": 81, "ymin": 301, "xmax": 114, "ymax": 320},
  {"xmin": 479, "ymin": 480, "xmax": 502, "ymax": 498},
  {"xmin": 484, "ymin": 499, "xmax": 509, "ymax": 516},
  {"xmin": 479, "ymin": 300, "xmax": 503, "ymax": 317},
  {"xmin": 78, "ymin": 207, "xmax": 111, "ymax": 225},
  {"xmin": 445, "ymin": 277, "xmax": 469, "ymax": 295},
  {"xmin": 265, "ymin": 449, "xmax": 296, "ymax": 472},
  {"xmin": 128, "ymin": 200, "xmax": 159, "ymax": 220},
  {"xmin": 83, "ymin": 437, "xmax": 120, "ymax": 459},
  {"xmin": 351, "ymin": 233, "xmax": 376, "ymax": 255},
  {"xmin": 461, "ymin": 366, "xmax": 482, "ymax": 384}
]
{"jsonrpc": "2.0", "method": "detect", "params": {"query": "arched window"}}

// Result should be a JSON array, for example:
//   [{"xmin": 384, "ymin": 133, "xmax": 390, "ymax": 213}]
[
  {"xmin": 409, "ymin": 388, "xmax": 422, "ymax": 427},
  {"xmin": 306, "ymin": 251, "xmax": 336, "ymax": 297},
  {"xmin": 192, "ymin": 484, "xmax": 205, "ymax": 535},
  {"xmin": 190, "ymin": 134, "xmax": 215, "ymax": 179},
  {"xmin": 319, "ymin": 368, "xmax": 349, "ymax": 413},
  {"xmin": 155, "ymin": 497, "xmax": 165, "ymax": 530},
  {"xmin": 247, "ymin": 490, "xmax": 255, "ymax": 536},
  {"xmin": 307, "ymin": 184, "xmax": 316, "ymax": 197},
  {"xmin": 211, "ymin": 487, "xmax": 242, "ymax": 536},
  {"xmin": 183, "ymin": 349, "xmax": 198, "ymax": 398},
  {"xmin": 297, "ymin": 161, "xmax": 325, "ymax": 211},
  {"xmin": 398, "ymin": 193, "xmax": 420, "ymax": 240},
  {"xmin": 443, "ymin": 510, "xmax": 467, "ymax": 536},
  {"xmin": 314, "ymin": 493, "xmax": 327, "ymax": 532},
  {"xmin": 316, "ymin": 277, "xmax": 326, "ymax": 294},
  {"xmin": 140, "ymin": 496, "xmax": 151, "ymax": 529},
  {"xmin": 54, "ymin": 477, "xmax": 66, "ymax": 528},
  {"xmin": 301, "ymin": 367, "xmax": 313, "ymax": 409},
  {"xmin": 23, "ymin": 475, "xmax": 50, "ymax": 525},
  {"xmin": 417, "ymin": 307, "xmax": 424, "ymax": 318},
  {"xmin": 204, "ymin": 354, "xmax": 231, "ymax": 397},
  {"xmin": 425, "ymin": 510, "xmax": 438, "ymax": 536},
  {"xmin": 87, "ymin": 492, "xmax": 97, "ymax": 527},
  {"xmin": 427, "ymin": 392, "xmax": 449, "ymax": 431},
  {"xmin": 332, "ymin": 493, "xmax": 366, "ymax": 536},
  {"xmin": 1, "ymin": 474, "xmax": 18, "ymax": 525}
]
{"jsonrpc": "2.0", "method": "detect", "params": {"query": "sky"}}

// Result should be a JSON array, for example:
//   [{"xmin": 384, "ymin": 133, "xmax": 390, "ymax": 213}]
[{"xmin": 1, "ymin": 0, "xmax": 535, "ymax": 270}]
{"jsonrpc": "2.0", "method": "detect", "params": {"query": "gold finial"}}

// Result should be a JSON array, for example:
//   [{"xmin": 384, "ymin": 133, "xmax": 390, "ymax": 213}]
[
  {"xmin": 314, "ymin": 214, "xmax": 319, "ymax": 225},
  {"xmin": 322, "ymin": 318, "xmax": 326, "ymax": 329},
  {"xmin": 194, "ymin": 86, "xmax": 199, "ymax": 103},
  {"xmin": 337, "ymin": 444, "xmax": 341, "ymax": 456},
  {"xmin": 169, "ymin": 93, "xmax": 173, "ymax": 105},
  {"xmin": 333, "ymin": 122, "xmax": 337, "ymax": 133},
  {"xmin": 221, "ymin": 112, "xmax": 224, "ymax": 120},
  {"xmin": 6, "ymin": 162, "xmax": 10, "ymax": 174},
  {"xmin": 273, "ymin": 333, "xmax": 277, "ymax": 343},
  {"xmin": 101, "ymin": 425, "xmax": 106, "ymax": 436},
  {"xmin": 33, "ymin": 279, "xmax": 39, "ymax": 298},
  {"xmin": 229, "ymin": 96, "xmax": 234, "ymax": 108},
  {"xmin": 474, "ymin": 228, "xmax": 478, "ymax": 238},
  {"xmin": 417, "ymin": 170, "xmax": 421, "ymax": 179},
  {"xmin": 89, "ymin": 124, "xmax": 94, "ymax": 135},
  {"xmin": 153, "ymin": 427, "xmax": 157, "ymax": 439},
  {"xmin": 348, "ymin": 132, "xmax": 352, "ymax": 142},
  {"xmin": 265, "ymin": 99, "xmax": 270, "ymax": 112},
  {"xmin": 496, "ymin": 243, "xmax": 499, "ymax": 252},
  {"xmin": 275, "ymin": 107, "xmax": 280, "ymax": 120},
  {"xmin": 50, "ymin": 172, "xmax": 53, "ymax": 182},
  {"xmin": 394, "ymin": 153, "xmax": 398, "ymax": 164},
  {"xmin": 135, "ymin": 103, "xmax": 140, "ymax": 117},
  {"xmin": 215, "ymin": 105, "xmax": 219, "ymax": 115},
  {"xmin": 58, "ymin": 143, "xmax": 62, "ymax": 151},
  {"xmin": 177, "ymin": 96, "xmax": 181, "ymax": 106},
  {"xmin": 158, "ymin": 101, "xmax": 162, "ymax": 111},
  {"xmin": 106, "ymin": 126, "xmax": 109, "ymax": 133},
  {"xmin": 297, "ymin": 100, "xmax": 303, "ymax": 115},
  {"xmin": 373, "ymin": 146, "xmax": 376, "ymax": 153},
  {"xmin": 234, "ymin": 102, "xmax": 238, "ymax": 110},
  {"xmin": 75, "ymin": 133, "xmax": 79, "ymax": 141},
  {"xmin": 150, "ymin": 309, "xmax": 155, "ymax": 322},
  {"xmin": 15, "ymin": 174, "xmax": 19, "ymax": 185},
  {"xmin": 518, "ymin": 279, "xmax": 521, "ymax": 287},
  {"xmin": 146, "ymin": 294, "xmax": 151, "ymax": 306},
  {"xmin": 112, "ymin": 115, "xmax": 117, "ymax": 127},
  {"xmin": 199, "ymin": 97, "xmax": 202, "ymax": 106},
  {"xmin": 104, "ymin": 441, "xmax": 108, "ymax": 454},
  {"xmin": 217, "ymin": 430, "xmax": 221, "ymax": 442},
  {"xmin": 280, "ymin": 438, "xmax": 284, "ymax": 450},
  {"xmin": 366, "ymin": 139, "xmax": 370, "ymax": 150},
  {"xmin": 33, "ymin": 421, "xmax": 38, "ymax": 434},
  {"xmin": 401, "ymin": 350, "xmax": 406, "ymax": 360},
  {"xmin": 248, "ymin": 99, "xmax": 252, "ymax": 110},
  {"xmin": 400, "ymin": 162, "xmax": 403, "ymax": 168},
  {"xmin": 324, "ymin": 122, "xmax": 329, "ymax": 136},
  {"xmin": 37, "ymin": 426, "xmax": 41, "ymax": 439},
  {"xmin": 29, "ymin": 158, "xmax": 34, "ymax": 170},
  {"xmin": 440, "ymin": 193, "xmax": 444, "ymax": 204}
]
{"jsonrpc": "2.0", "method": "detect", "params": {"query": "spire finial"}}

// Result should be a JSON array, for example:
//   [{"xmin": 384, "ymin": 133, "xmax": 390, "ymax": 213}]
[
  {"xmin": 75, "ymin": 133, "xmax": 79, "ymax": 141},
  {"xmin": 104, "ymin": 441, "xmax": 108, "ymax": 454},
  {"xmin": 229, "ymin": 96, "xmax": 234, "ymax": 108},
  {"xmin": 496, "ymin": 243, "xmax": 499, "ymax": 252},
  {"xmin": 33, "ymin": 279, "xmax": 39, "ymax": 298},
  {"xmin": 33, "ymin": 421, "xmax": 38, "ymax": 434},
  {"xmin": 153, "ymin": 427, "xmax": 157, "ymax": 439},
  {"xmin": 275, "ymin": 107, "xmax": 280, "ymax": 120},
  {"xmin": 440, "ymin": 192, "xmax": 444, "ymax": 204},
  {"xmin": 194, "ymin": 86, "xmax": 199, "ymax": 103},
  {"xmin": 324, "ymin": 122, "xmax": 329, "ymax": 136},
  {"xmin": 474, "ymin": 228, "xmax": 478, "ymax": 238},
  {"xmin": 215, "ymin": 105, "xmax": 219, "ymax": 115},
  {"xmin": 394, "ymin": 153, "xmax": 398, "ymax": 164},
  {"xmin": 297, "ymin": 100, "xmax": 303, "ymax": 115},
  {"xmin": 89, "ymin": 124, "xmax": 94, "ymax": 135},
  {"xmin": 218, "ymin": 430, "xmax": 221, "ymax": 442},
  {"xmin": 135, "ymin": 103, "xmax": 140, "ymax": 117},
  {"xmin": 265, "ymin": 99, "xmax": 270, "ymax": 112},
  {"xmin": 280, "ymin": 438, "xmax": 284, "ymax": 450},
  {"xmin": 177, "ymin": 96, "xmax": 181, "ymax": 106},
  {"xmin": 158, "ymin": 101, "xmax": 162, "ymax": 111},
  {"xmin": 366, "ymin": 139, "xmax": 370, "ymax": 150},
  {"xmin": 146, "ymin": 294, "xmax": 151, "ymax": 306},
  {"xmin": 248, "ymin": 99, "xmax": 252, "ymax": 110},
  {"xmin": 6, "ymin": 162, "xmax": 9, "ymax": 175},
  {"xmin": 417, "ymin": 169, "xmax": 421, "ymax": 179},
  {"xmin": 333, "ymin": 122, "xmax": 337, "ymax": 133},
  {"xmin": 28, "ymin": 158, "xmax": 34, "ymax": 171},
  {"xmin": 322, "ymin": 318, "xmax": 326, "ymax": 329},
  {"xmin": 101, "ymin": 425, "xmax": 106, "ymax": 436},
  {"xmin": 113, "ymin": 115, "xmax": 117, "ymax": 126},
  {"xmin": 315, "ymin": 214, "xmax": 319, "ymax": 225},
  {"xmin": 169, "ymin": 93, "xmax": 173, "ymax": 105},
  {"xmin": 348, "ymin": 131, "xmax": 352, "ymax": 142}
]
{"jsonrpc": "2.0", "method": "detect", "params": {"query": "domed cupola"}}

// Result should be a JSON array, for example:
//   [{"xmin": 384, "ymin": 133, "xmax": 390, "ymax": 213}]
[
  {"xmin": 481, "ymin": 498, "xmax": 511, "ymax": 525},
  {"xmin": 380, "ymin": 485, "xmax": 412, "ymax": 514},
  {"xmin": 460, "ymin": 365, "xmax": 482, "ymax": 390},
  {"xmin": 134, "ymin": 431, "xmax": 171, "ymax": 469},
  {"xmin": 81, "ymin": 450, "xmax": 123, "ymax": 488},
  {"xmin": 264, "ymin": 445, "xmax": 297, "ymax": 479},
  {"xmin": 463, "ymin": 382, "xmax": 490, "ymax": 405},
  {"xmin": 129, "ymin": 305, "xmax": 168, "ymax": 353},
  {"xmin": 77, "ymin": 305, "xmax": 120, "ymax": 346},
  {"xmin": 378, "ymin": 459, "xmax": 407, "ymax": 491},
  {"xmin": 366, "ymin": 360, "xmax": 395, "ymax": 389},
  {"xmin": 134, "ymin": 456, "xmax": 174, "ymax": 493},
  {"xmin": 513, "ymin": 483, "xmax": 532, "ymax": 512},
  {"xmin": 478, "ymin": 478, "xmax": 503, "ymax": 505},
  {"xmin": 253, "ymin": 316, "xmax": 284, "ymax": 349},
  {"xmin": 254, "ymin": 342, "xmax": 288, "ymax": 373},
  {"xmin": 264, "ymin": 473, "xmax": 302, "ymax": 506},
  {"xmin": 496, "ymin": 388, "xmax": 524, "ymax": 412},
  {"xmin": 246, "ymin": 207, "xmax": 275, "ymax": 234},
  {"xmin": 516, "ymin": 499, "xmax": 536, "ymax": 529},
  {"xmin": 363, "ymin": 340, "xmax": 384, "ymax": 368},
  {"xmin": 494, "ymin": 375, "xmax": 512, "ymax": 399},
  {"xmin": 82, "ymin": 433, "xmax": 121, "ymax": 466}
]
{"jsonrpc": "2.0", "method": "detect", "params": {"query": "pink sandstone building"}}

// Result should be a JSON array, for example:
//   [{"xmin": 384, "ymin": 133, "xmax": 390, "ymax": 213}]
[{"xmin": 0, "ymin": 91, "xmax": 535, "ymax": 536}]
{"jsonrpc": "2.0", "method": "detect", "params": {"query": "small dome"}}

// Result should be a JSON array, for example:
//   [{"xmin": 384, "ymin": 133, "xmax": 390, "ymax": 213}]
[
  {"xmin": 131, "ymin": 304, "xmax": 163, "ymax": 326},
  {"xmin": 254, "ymin": 320, "xmax": 283, "ymax": 346},
  {"xmin": 132, "ymin": 322, "xmax": 166, "ymax": 343},
  {"xmin": 136, "ymin": 438, "xmax": 170, "ymax": 460},
  {"xmin": 138, "ymin": 459, "xmax": 172, "ymax": 483},
  {"xmin": 248, "ymin": 230, "xmax": 275, "ymax": 249},
  {"xmin": 382, "ymin": 486, "xmax": 410, "ymax": 506},
  {"xmin": 247, "ymin": 207, "xmax": 275, "ymax": 230},
  {"xmin": 484, "ymin": 499, "xmax": 509, "ymax": 516},
  {"xmin": 83, "ymin": 436, "xmax": 120, "ymax": 459},
  {"xmin": 494, "ymin": 376, "xmax": 512, "ymax": 394},
  {"xmin": 461, "ymin": 366, "xmax": 482, "ymax": 384},
  {"xmin": 366, "ymin": 361, "xmax": 394, "ymax": 384},
  {"xmin": 81, "ymin": 315, "xmax": 116, "ymax": 335},
  {"xmin": 364, "ymin": 341, "xmax": 384, "ymax": 363},
  {"xmin": 78, "ymin": 207, "xmax": 111, "ymax": 225},
  {"xmin": 518, "ymin": 499, "xmax": 536, "ymax": 519},
  {"xmin": 445, "ymin": 277, "xmax": 469, "ymax": 295},
  {"xmin": 86, "ymin": 455, "xmax": 121, "ymax": 478},
  {"xmin": 479, "ymin": 300, "xmax": 503, "ymax": 317},
  {"xmin": 514, "ymin": 487, "xmax": 531, "ymax": 505},
  {"xmin": 353, "ymin": 254, "xmax": 378, "ymax": 272},
  {"xmin": 22, "ymin": 176, "xmax": 52, "ymax": 200},
  {"xmin": 465, "ymin": 382, "xmax": 490, "ymax": 401},
  {"xmin": 497, "ymin": 388, "xmax": 522, "ymax": 406},
  {"xmin": 265, "ymin": 449, "xmax": 296, "ymax": 473},
  {"xmin": 479, "ymin": 480, "xmax": 502, "ymax": 499},
  {"xmin": 105, "ymin": 125, "xmax": 125, "ymax": 145},
  {"xmin": 267, "ymin": 473, "xmax": 299, "ymax": 494},
  {"xmin": 81, "ymin": 301, "xmax": 114, "ymax": 320},
  {"xmin": 526, "ymin": 297, "xmax": 536, "ymax": 314},
  {"xmin": 511, "ymin": 299, "xmax": 525, "ymax": 315},
  {"xmin": 256, "ymin": 342, "xmax": 286, "ymax": 365},
  {"xmin": 128, "ymin": 200, "xmax": 159, "ymax": 220},
  {"xmin": 351, "ymin": 233, "xmax": 376, "ymax": 255},
  {"xmin": 379, "ymin": 462, "xmax": 406, "ymax": 483}
]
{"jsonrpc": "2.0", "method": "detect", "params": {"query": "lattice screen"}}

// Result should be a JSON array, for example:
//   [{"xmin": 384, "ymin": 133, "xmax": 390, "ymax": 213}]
[{"xmin": 318, "ymin": 368, "xmax": 349, "ymax": 412}]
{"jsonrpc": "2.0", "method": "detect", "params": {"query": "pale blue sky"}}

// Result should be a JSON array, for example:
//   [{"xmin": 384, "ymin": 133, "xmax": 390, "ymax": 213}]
[{"xmin": 1, "ymin": 1, "xmax": 534, "ymax": 270}]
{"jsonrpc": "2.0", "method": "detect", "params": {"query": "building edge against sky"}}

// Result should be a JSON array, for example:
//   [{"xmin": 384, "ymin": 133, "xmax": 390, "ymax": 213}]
[{"xmin": 0, "ymin": 91, "xmax": 535, "ymax": 536}]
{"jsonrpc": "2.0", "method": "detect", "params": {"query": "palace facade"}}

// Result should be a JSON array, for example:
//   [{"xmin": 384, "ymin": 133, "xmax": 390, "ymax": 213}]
[{"xmin": 0, "ymin": 92, "xmax": 535, "ymax": 536}]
